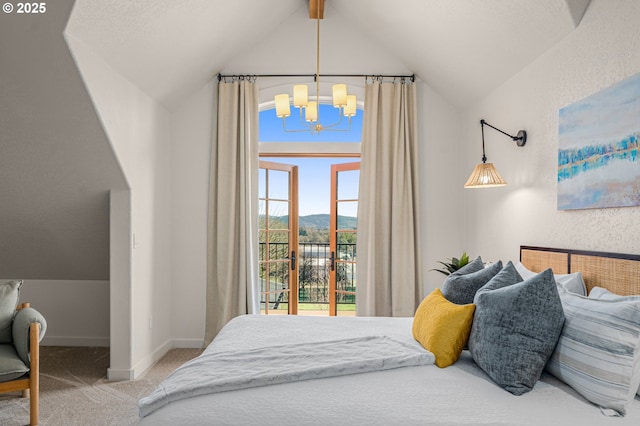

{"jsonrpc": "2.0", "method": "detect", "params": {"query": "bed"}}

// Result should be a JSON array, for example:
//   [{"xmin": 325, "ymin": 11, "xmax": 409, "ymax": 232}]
[{"xmin": 139, "ymin": 246, "xmax": 640, "ymax": 425}]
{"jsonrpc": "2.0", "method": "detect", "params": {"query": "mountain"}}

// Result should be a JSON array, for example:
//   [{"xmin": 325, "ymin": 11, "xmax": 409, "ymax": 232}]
[{"xmin": 274, "ymin": 214, "xmax": 357, "ymax": 230}]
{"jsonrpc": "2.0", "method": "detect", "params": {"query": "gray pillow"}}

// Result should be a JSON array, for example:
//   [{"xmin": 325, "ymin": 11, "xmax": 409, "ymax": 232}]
[
  {"xmin": 476, "ymin": 261, "xmax": 523, "ymax": 291},
  {"xmin": 469, "ymin": 267, "xmax": 564, "ymax": 395},
  {"xmin": 450, "ymin": 256, "xmax": 484, "ymax": 276},
  {"xmin": 0, "ymin": 280, "xmax": 21, "ymax": 344},
  {"xmin": 441, "ymin": 260, "xmax": 503, "ymax": 305}
]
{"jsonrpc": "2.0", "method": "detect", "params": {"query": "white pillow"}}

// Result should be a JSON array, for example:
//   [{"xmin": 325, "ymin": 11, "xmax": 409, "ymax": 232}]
[
  {"xmin": 514, "ymin": 262, "xmax": 587, "ymax": 295},
  {"xmin": 547, "ymin": 286, "xmax": 640, "ymax": 416},
  {"xmin": 589, "ymin": 286, "xmax": 640, "ymax": 398},
  {"xmin": 589, "ymin": 286, "xmax": 628, "ymax": 299}
]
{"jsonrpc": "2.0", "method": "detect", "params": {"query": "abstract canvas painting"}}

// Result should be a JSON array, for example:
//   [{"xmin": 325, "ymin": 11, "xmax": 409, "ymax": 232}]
[{"xmin": 558, "ymin": 73, "xmax": 640, "ymax": 210}]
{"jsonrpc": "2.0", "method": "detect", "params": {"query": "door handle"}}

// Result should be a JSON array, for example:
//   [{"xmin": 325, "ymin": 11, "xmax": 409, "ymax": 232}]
[
  {"xmin": 291, "ymin": 250, "xmax": 296, "ymax": 270},
  {"xmin": 329, "ymin": 251, "xmax": 335, "ymax": 271}
]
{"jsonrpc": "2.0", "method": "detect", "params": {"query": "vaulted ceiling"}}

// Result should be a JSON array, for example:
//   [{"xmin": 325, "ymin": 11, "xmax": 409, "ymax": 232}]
[
  {"xmin": 66, "ymin": 0, "xmax": 591, "ymax": 109},
  {"xmin": 0, "ymin": 0, "xmax": 592, "ymax": 280}
]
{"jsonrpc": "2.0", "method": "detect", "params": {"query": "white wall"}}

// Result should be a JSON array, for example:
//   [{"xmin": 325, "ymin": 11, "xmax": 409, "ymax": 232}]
[
  {"xmin": 5, "ymin": 279, "xmax": 110, "ymax": 347},
  {"xmin": 418, "ymin": 83, "xmax": 465, "ymax": 294},
  {"xmin": 0, "ymin": 0, "xmax": 127, "ymax": 283},
  {"xmin": 169, "ymin": 81, "xmax": 216, "ymax": 346},
  {"xmin": 168, "ymin": 4, "xmax": 463, "ymax": 338},
  {"xmin": 461, "ymin": 0, "xmax": 640, "ymax": 263},
  {"xmin": 65, "ymin": 33, "xmax": 173, "ymax": 379}
]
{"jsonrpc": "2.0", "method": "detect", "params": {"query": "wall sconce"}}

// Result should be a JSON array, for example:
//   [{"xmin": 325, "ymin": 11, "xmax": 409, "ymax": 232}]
[{"xmin": 464, "ymin": 119, "xmax": 527, "ymax": 188}]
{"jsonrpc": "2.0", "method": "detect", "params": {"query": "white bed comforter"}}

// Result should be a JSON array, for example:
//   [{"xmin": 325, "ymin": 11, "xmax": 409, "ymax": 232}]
[
  {"xmin": 139, "ymin": 334, "xmax": 434, "ymax": 417},
  {"xmin": 139, "ymin": 315, "xmax": 640, "ymax": 426}
]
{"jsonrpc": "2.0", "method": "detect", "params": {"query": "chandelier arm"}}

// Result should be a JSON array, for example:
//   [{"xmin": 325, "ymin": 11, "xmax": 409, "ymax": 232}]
[
  {"xmin": 281, "ymin": 118, "xmax": 314, "ymax": 133},
  {"xmin": 315, "ymin": 0, "xmax": 321, "ymax": 123},
  {"xmin": 317, "ymin": 108, "xmax": 345, "ymax": 130},
  {"xmin": 319, "ymin": 115, "xmax": 352, "ymax": 132},
  {"xmin": 298, "ymin": 107, "xmax": 306, "ymax": 127}
]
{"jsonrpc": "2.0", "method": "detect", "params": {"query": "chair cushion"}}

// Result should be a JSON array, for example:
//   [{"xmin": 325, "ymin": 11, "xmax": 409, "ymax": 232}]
[
  {"xmin": 0, "ymin": 281, "xmax": 21, "ymax": 344},
  {"xmin": 0, "ymin": 344, "xmax": 29, "ymax": 382}
]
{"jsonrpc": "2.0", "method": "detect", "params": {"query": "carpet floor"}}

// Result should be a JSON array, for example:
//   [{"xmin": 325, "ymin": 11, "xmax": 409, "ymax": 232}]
[{"xmin": 0, "ymin": 346, "xmax": 202, "ymax": 426}]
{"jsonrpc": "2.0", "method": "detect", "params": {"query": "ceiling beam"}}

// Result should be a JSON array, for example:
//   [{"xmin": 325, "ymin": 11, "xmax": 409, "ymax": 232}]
[{"xmin": 309, "ymin": 0, "xmax": 324, "ymax": 19}]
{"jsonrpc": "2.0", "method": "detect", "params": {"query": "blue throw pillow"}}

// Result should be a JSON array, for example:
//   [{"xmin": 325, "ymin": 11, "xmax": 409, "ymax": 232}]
[
  {"xmin": 441, "ymin": 260, "xmax": 503, "ymax": 305},
  {"xmin": 469, "ymin": 266, "xmax": 564, "ymax": 395}
]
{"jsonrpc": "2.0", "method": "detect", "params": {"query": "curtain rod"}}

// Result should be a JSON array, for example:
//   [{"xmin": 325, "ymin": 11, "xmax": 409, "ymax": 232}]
[{"xmin": 217, "ymin": 73, "xmax": 416, "ymax": 82}]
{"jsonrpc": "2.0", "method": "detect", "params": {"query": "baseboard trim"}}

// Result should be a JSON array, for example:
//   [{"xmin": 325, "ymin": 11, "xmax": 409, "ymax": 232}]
[
  {"xmin": 107, "ymin": 368, "xmax": 134, "ymax": 381},
  {"xmin": 42, "ymin": 336, "xmax": 110, "ymax": 347},
  {"xmin": 132, "ymin": 339, "xmax": 173, "ymax": 379}
]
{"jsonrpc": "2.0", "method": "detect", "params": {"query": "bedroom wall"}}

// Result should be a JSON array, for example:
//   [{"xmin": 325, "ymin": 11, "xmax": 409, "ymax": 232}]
[
  {"xmin": 419, "ymin": 84, "xmax": 465, "ymax": 294},
  {"xmin": 169, "ymin": 81, "xmax": 216, "ymax": 346},
  {"xmin": 168, "ymin": 4, "xmax": 463, "ymax": 341},
  {"xmin": 0, "ymin": 0, "xmax": 128, "ymax": 283},
  {"xmin": 461, "ymin": 0, "xmax": 640, "ymax": 264},
  {"xmin": 0, "ymin": 0, "xmax": 128, "ymax": 355},
  {"xmin": 17, "ymin": 279, "xmax": 110, "ymax": 346},
  {"xmin": 65, "ymin": 33, "xmax": 173, "ymax": 378}
]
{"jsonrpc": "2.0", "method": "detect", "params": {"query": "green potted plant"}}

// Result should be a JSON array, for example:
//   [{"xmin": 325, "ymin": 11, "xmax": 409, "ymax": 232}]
[{"xmin": 432, "ymin": 252, "xmax": 470, "ymax": 276}]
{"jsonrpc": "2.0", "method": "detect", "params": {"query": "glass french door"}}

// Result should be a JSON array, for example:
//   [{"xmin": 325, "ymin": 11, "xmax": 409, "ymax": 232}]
[
  {"xmin": 329, "ymin": 162, "xmax": 360, "ymax": 316},
  {"xmin": 259, "ymin": 161, "xmax": 299, "ymax": 315}
]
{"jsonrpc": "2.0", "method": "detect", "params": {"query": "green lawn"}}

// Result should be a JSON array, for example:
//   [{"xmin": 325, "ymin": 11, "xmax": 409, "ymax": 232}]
[
  {"xmin": 263, "ymin": 303, "xmax": 356, "ymax": 312},
  {"xmin": 298, "ymin": 303, "xmax": 355, "ymax": 311}
]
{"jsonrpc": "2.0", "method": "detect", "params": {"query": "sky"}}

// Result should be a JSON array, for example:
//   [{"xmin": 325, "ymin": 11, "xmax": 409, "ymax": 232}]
[
  {"xmin": 260, "ymin": 104, "xmax": 363, "ymax": 142},
  {"xmin": 260, "ymin": 104, "xmax": 361, "ymax": 216}
]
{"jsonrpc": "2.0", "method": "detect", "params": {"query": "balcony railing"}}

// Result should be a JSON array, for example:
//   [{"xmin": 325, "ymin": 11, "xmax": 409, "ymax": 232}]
[{"xmin": 259, "ymin": 242, "xmax": 356, "ymax": 308}]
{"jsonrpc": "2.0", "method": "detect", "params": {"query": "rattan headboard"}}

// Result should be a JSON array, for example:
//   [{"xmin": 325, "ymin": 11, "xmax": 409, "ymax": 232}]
[{"xmin": 520, "ymin": 246, "xmax": 640, "ymax": 296}]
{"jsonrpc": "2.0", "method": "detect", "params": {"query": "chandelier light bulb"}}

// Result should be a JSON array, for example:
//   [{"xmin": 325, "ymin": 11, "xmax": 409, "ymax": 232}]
[
  {"xmin": 293, "ymin": 85, "xmax": 308, "ymax": 108},
  {"xmin": 274, "ymin": 94, "xmax": 291, "ymax": 118}
]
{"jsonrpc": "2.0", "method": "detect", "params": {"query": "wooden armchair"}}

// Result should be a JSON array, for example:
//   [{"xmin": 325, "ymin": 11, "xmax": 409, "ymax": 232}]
[{"xmin": 0, "ymin": 294, "xmax": 47, "ymax": 426}]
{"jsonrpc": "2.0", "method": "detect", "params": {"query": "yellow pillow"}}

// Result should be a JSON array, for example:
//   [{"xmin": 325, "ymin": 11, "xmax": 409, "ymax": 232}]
[{"xmin": 412, "ymin": 288, "xmax": 476, "ymax": 368}]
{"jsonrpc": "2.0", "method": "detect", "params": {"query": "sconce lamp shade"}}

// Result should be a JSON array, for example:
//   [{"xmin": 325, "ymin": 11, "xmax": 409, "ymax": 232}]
[
  {"xmin": 275, "ymin": 94, "xmax": 291, "ymax": 118},
  {"xmin": 464, "ymin": 163, "xmax": 507, "ymax": 188}
]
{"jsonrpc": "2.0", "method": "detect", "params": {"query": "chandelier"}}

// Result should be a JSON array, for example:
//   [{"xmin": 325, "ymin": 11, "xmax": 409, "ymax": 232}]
[{"xmin": 273, "ymin": 0, "xmax": 356, "ymax": 134}]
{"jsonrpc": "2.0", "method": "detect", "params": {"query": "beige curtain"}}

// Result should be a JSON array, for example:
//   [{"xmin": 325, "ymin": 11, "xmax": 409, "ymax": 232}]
[
  {"xmin": 356, "ymin": 81, "xmax": 423, "ymax": 317},
  {"xmin": 204, "ymin": 80, "xmax": 259, "ymax": 345}
]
